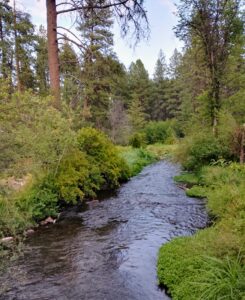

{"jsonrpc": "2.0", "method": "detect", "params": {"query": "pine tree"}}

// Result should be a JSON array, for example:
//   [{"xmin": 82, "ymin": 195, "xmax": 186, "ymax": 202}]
[
  {"xmin": 0, "ymin": 0, "xmax": 12, "ymax": 84},
  {"xmin": 128, "ymin": 59, "xmax": 151, "ymax": 119},
  {"xmin": 151, "ymin": 50, "xmax": 169, "ymax": 120},
  {"xmin": 59, "ymin": 39, "xmax": 81, "ymax": 107},
  {"xmin": 128, "ymin": 94, "xmax": 147, "ymax": 132},
  {"xmin": 165, "ymin": 49, "xmax": 183, "ymax": 119},
  {"xmin": 78, "ymin": 0, "xmax": 116, "ymax": 129},
  {"xmin": 35, "ymin": 26, "xmax": 49, "ymax": 96},
  {"xmin": 12, "ymin": 2, "xmax": 36, "ymax": 91}
]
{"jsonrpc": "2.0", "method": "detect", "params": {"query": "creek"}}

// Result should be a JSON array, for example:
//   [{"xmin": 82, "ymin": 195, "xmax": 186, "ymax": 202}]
[{"xmin": 0, "ymin": 161, "xmax": 208, "ymax": 300}]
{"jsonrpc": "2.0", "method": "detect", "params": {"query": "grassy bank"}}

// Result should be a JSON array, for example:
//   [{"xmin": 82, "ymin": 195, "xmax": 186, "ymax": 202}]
[{"xmin": 157, "ymin": 162, "xmax": 245, "ymax": 299}]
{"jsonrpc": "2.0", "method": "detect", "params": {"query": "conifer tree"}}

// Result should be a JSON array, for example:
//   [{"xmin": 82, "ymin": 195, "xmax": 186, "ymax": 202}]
[
  {"xmin": 152, "ymin": 50, "xmax": 169, "ymax": 120},
  {"xmin": 59, "ymin": 39, "xmax": 81, "ymax": 107},
  {"xmin": 78, "ymin": 0, "xmax": 118, "ymax": 129},
  {"xmin": 128, "ymin": 59, "xmax": 151, "ymax": 118},
  {"xmin": 35, "ymin": 26, "xmax": 49, "ymax": 96}
]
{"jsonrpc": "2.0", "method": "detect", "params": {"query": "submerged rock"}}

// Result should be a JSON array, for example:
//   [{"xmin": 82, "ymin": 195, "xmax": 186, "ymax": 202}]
[
  {"xmin": 86, "ymin": 200, "xmax": 100, "ymax": 209},
  {"xmin": 40, "ymin": 217, "xmax": 56, "ymax": 226},
  {"xmin": 26, "ymin": 229, "xmax": 35, "ymax": 235}
]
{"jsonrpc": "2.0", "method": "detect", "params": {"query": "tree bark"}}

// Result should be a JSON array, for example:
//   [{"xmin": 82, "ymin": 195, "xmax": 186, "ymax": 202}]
[
  {"xmin": 46, "ymin": 0, "xmax": 60, "ymax": 109},
  {"xmin": 13, "ymin": 0, "xmax": 22, "ymax": 92},
  {"xmin": 240, "ymin": 124, "xmax": 245, "ymax": 164}
]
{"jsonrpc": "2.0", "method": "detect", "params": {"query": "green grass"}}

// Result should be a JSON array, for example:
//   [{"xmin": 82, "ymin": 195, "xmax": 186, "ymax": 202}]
[
  {"xmin": 158, "ymin": 163, "xmax": 245, "ymax": 299},
  {"xmin": 118, "ymin": 146, "xmax": 156, "ymax": 176},
  {"xmin": 186, "ymin": 185, "xmax": 208, "ymax": 198},
  {"xmin": 146, "ymin": 143, "xmax": 178, "ymax": 160},
  {"xmin": 174, "ymin": 172, "xmax": 199, "ymax": 186}
]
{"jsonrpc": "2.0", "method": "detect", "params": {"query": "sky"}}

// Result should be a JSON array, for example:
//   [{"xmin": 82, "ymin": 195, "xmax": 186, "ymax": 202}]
[{"xmin": 11, "ymin": 0, "xmax": 183, "ymax": 77}]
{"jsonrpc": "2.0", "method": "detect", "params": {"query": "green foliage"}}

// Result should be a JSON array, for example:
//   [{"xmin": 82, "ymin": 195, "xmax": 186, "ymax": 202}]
[
  {"xmin": 55, "ymin": 148, "xmax": 102, "ymax": 203},
  {"xmin": 158, "ymin": 236, "xmax": 245, "ymax": 300},
  {"xmin": 146, "ymin": 144, "xmax": 178, "ymax": 160},
  {"xmin": 195, "ymin": 255, "xmax": 245, "ymax": 300},
  {"xmin": 17, "ymin": 177, "xmax": 59, "ymax": 221},
  {"xmin": 77, "ymin": 127, "xmax": 130, "ymax": 188},
  {"xmin": 0, "ymin": 194, "xmax": 33, "ymax": 238},
  {"xmin": 177, "ymin": 133, "xmax": 231, "ymax": 171},
  {"xmin": 186, "ymin": 186, "xmax": 207, "ymax": 198},
  {"xmin": 129, "ymin": 132, "xmax": 146, "ymax": 148},
  {"xmin": 174, "ymin": 172, "xmax": 199, "ymax": 186},
  {"xmin": 158, "ymin": 162, "xmax": 245, "ymax": 299},
  {"xmin": 0, "ymin": 91, "xmax": 75, "ymax": 176},
  {"xmin": 142, "ymin": 121, "xmax": 177, "ymax": 145},
  {"xmin": 118, "ymin": 146, "xmax": 156, "ymax": 176}
]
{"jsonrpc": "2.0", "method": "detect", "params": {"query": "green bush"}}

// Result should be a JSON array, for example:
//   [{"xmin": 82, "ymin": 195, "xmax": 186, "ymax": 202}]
[
  {"xmin": 182, "ymin": 134, "xmax": 230, "ymax": 171},
  {"xmin": 77, "ymin": 127, "xmax": 130, "ymax": 188},
  {"xmin": 55, "ymin": 148, "xmax": 103, "ymax": 203},
  {"xmin": 16, "ymin": 176, "xmax": 59, "ymax": 222},
  {"xmin": 142, "ymin": 121, "xmax": 176, "ymax": 145},
  {"xmin": 129, "ymin": 132, "xmax": 146, "ymax": 148}
]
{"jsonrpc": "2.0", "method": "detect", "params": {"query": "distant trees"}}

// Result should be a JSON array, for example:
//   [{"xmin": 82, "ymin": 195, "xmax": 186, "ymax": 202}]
[{"xmin": 0, "ymin": 0, "xmax": 35, "ymax": 92}]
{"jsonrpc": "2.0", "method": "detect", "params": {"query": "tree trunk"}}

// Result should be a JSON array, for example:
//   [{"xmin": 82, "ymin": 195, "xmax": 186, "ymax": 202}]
[
  {"xmin": 210, "ymin": 72, "xmax": 220, "ymax": 137},
  {"xmin": 13, "ymin": 0, "xmax": 22, "ymax": 92},
  {"xmin": 240, "ymin": 124, "xmax": 245, "ymax": 164},
  {"xmin": 0, "ymin": 15, "xmax": 7, "ymax": 79},
  {"xmin": 46, "ymin": 0, "xmax": 60, "ymax": 109}
]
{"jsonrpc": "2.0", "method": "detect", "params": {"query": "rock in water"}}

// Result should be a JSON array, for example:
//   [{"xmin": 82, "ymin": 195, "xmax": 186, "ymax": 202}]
[
  {"xmin": 40, "ymin": 217, "xmax": 55, "ymax": 226},
  {"xmin": 1, "ymin": 236, "xmax": 14, "ymax": 243}
]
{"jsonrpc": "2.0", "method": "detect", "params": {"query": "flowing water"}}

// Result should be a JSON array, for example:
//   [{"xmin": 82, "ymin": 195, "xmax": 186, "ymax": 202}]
[{"xmin": 0, "ymin": 161, "xmax": 208, "ymax": 300}]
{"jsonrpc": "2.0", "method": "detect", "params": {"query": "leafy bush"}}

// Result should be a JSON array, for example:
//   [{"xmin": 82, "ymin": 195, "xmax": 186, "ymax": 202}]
[
  {"xmin": 16, "ymin": 176, "xmax": 59, "ymax": 222},
  {"xmin": 180, "ymin": 134, "xmax": 230, "ymax": 171},
  {"xmin": 55, "ymin": 148, "xmax": 103, "ymax": 203},
  {"xmin": 129, "ymin": 132, "xmax": 146, "ymax": 148},
  {"xmin": 77, "ymin": 128, "xmax": 130, "ymax": 188},
  {"xmin": 0, "ymin": 92, "xmax": 75, "ymax": 177},
  {"xmin": 142, "ymin": 121, "xmax": 176, "ymax": 145},
  {"xmin": 0, "ymin": 194, "xmax": 32, "ymax": 237}
]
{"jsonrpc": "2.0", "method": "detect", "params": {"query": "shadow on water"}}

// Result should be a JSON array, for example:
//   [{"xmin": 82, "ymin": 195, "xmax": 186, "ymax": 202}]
[{"xmin": 0, "ymin": 161, "xmax": 208, "ymax": 300}]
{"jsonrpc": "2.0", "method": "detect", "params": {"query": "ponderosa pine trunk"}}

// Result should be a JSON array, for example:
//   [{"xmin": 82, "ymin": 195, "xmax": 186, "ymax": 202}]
[
  {"xmin": 13, "ymin": 0, "xmax": 22, "ymax": 92},
  {"xmin": 46, "ymin": 0, "xmax": 60, "ymax": 109}
]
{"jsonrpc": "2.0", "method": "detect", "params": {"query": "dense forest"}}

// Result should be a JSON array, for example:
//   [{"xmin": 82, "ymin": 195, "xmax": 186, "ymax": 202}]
[{"xmin": 0, "ymin": 0, "xmax": 245, "ymax": 299}]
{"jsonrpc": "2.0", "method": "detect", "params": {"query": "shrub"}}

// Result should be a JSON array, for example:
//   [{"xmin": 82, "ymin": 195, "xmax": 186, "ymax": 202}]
[
  {"xmin": 129, "ymin": 132, "xmax": 146, "ymax": 148},
  {"xmin": 77, "ymin": 128, "xmax": 130, "ymax": 188},
  {"xmin": 55, "ymin": 148, "xmax": 103, "ymax": 203},
  {"xmin": 16, "ymin": 176, "xmax": 59, "ymax": 221},
  {"xmin": 143, "ymin": 121, "xmax": 176, "ymax": 145},
  {"xmin": 182, "ymin": 134, "xmax": 230, "ymax": 171}
]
